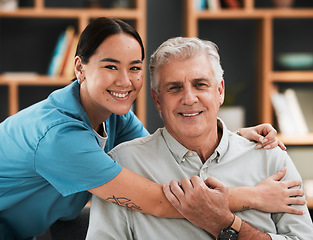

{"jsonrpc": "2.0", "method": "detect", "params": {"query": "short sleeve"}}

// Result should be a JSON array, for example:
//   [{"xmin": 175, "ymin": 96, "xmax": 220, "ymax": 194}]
[
  {"xmin": 105, "ymin": 111, "xmax": 149, "ymax": 151},
  {"xmin": 34, "ymin": 121, "xmax": 122, "ymax": 197}
]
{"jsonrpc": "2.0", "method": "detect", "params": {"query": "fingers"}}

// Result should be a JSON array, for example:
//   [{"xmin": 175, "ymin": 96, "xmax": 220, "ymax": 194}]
[
  {"xmin": 268, "ymin": 168, "xmax": 287, "ymax": 181},
  {"xmin": 283, "ymin": 206, "xmax": 305, "ymax": 215},
  {"xmin": 203, "ymin": 176, "xmax": 227, "ymax": 194},
  {"xmin": 278, "ymin": 140, "xmax": 287, "ymax": 150},
  {"xmin": 162, "ymin": 181, "xmax": 181, "ymax": 208},
  {"xmin": 284, "ymin": 179, "xmax": 303, "ymax": 190},
  {"xmin": 287, "ymin": 197, "xmax": 306, "ymax": 206}
]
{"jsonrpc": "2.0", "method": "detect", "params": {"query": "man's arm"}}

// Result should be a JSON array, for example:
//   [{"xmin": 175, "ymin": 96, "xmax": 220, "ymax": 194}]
[{"xmin": 163, "ymin": 176, "xmax": 272, "ymax": 239}]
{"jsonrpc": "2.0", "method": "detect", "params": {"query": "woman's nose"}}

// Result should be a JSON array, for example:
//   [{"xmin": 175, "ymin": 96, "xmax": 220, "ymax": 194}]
[{"xmin": 115, "ymin": 70, "xmax": 132, "ymax": 88}]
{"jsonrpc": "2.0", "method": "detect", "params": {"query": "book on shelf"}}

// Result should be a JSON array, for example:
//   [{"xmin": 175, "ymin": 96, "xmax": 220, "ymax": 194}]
[
  {"xmin": 47, "ymin": 26, "xmax": 76, "ymax": 79},
  {"xmin": 271, "ymin": 88, "xmax": 309, "ymax": 136},
  {"xmin": 196, "ymin": 0, "xmax": 208, "ymax": 10},
  {"xmin": 292, "ymin": 88, "xmax": 313, "ymax": 132},
  {"xmin": 207, "ymin": 0, "xmax": 221, "ymax": 11},
  {"xmin": 221, "ymin": 0, "xmax": 241, "ymax": 8},
  {"xmin": 196, "ymin": 0, "xmax": 221, "ymax": 11}
]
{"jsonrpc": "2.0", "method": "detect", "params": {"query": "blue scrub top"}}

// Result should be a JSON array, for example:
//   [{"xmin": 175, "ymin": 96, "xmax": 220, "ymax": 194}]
[{"xmin": 0, "ymin": 80, "xmax": 149, "ymax": 239}]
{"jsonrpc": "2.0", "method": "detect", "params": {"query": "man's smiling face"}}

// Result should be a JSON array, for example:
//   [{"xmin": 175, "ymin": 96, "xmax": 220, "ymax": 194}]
[{"xmin": 152, "ymin": 53, "xmax": 225, "ymax": 142}]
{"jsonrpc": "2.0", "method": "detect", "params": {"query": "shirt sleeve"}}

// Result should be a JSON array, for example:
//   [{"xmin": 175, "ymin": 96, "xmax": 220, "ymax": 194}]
[
  {"xmin": 106, "ymin": 111, "xmax": 149, "ymax": 151},
  {"xmin": 34, "ymin": 121, "xmax": 122, "ymax": 197},
  {"xmin": 86, "ymin": 194, "xmax": 134, "ymax": 240},
  {"xmin": 266, "ymin": 151, "xmax": 313, "ymax": 240}
]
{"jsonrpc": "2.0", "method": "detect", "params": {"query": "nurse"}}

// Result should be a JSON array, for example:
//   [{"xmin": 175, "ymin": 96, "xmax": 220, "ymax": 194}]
[{"xmin": 0, "ymin": 17, "xmax": 294, "ymax": 239}]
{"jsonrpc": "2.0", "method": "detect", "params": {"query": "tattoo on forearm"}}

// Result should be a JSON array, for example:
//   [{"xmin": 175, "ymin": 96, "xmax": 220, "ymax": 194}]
[
  {"xmin": 242, "ymin": 206, "xmax": 251, "ymax": 211},
  {"xmin": 105, "ymin": 196, "xmax": 142, "ymax": 211}
]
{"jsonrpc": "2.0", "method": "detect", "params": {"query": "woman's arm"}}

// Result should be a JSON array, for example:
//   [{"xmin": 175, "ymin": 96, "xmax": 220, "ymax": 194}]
[
  {"xmin": 89, "ymin": 167, "xmax": 182, "ymax": 218},
  {"xmin": 89, "ymin": 167, "xmax": 304, "ymax": 219},
  {"xmin": 228, "ymin": 168, "xmax": 305, "ymax": 214}
]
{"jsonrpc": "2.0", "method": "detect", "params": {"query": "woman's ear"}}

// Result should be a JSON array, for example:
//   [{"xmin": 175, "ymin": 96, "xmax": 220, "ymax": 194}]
[{"xmin": 74, "ymin": 56, "xmax": 85, "ymax": 83}]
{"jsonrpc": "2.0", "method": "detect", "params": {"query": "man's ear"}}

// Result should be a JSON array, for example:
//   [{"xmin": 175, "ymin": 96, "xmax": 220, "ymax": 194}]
[
  {"xmin": 151, "ymin": 89, "xmax": 162, "ymax": 114},
  {"xmin": 218, "ymin": 79, "xmax": 225, "ymax": 105}
]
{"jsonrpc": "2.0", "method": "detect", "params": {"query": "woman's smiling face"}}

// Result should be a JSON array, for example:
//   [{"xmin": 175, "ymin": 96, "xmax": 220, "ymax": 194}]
[{"xmin": 76, "ymin": 33, "xmax": 143, "ymax": 124}]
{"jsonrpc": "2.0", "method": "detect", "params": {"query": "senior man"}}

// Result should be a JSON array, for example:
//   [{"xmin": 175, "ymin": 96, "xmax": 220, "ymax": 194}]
[{"xmin": 86, "ymin": 37, "xmax": 313, "ymax": 239}]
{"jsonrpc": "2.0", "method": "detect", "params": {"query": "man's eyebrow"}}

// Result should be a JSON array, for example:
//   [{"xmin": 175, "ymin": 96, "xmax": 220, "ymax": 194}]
[{"xmin": 164, "ymin": 81, "xmax": 182, "ymax": 88}]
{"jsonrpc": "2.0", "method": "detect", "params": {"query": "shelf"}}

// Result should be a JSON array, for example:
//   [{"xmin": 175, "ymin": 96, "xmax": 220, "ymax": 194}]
[
  {"xmin": 194, "ymin": 9, "xmax": 313, "ymax": 19},
  {"xmin": 277, "ymin": 133, "xmax": 313, "ymax": 145},
  {"xmin": 0, "ymin": 75, "xmax": 72, "ymax": 116},
  {"xmin": 271, "ymin": 71, "xmax": 313, "ymax": 83},
  {"xmin": 0, "ymin": 0, "xmax": 147, "ymax": 125},
  {"xmin": 0, "ymin": 75, "xmax": 72, "ymax": 86},
  {"xmin": 184, "ymin": 0, "xmax": 313, "ymax": 148},
  {"xmin": 0, "ymin": 8, "xmax": 142, "ymax": 19}
]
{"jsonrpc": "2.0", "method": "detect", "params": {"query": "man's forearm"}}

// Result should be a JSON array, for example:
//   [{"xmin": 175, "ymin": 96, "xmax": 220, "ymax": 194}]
[{"xmin": 238, "ymin": 221, "xmax": 271, "ymax": 239}]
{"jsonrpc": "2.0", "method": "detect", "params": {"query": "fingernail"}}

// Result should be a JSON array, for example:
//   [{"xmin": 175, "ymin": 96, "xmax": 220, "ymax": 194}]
[
  {"xmin": 261, "ymin": 138, "xmax": 268, "ymax": 144},
  {"xmin": 255, "ymin": 144, "xmax": 262, "ymax": 149},
  {"xmin": 264, "ymin": 145, "xmax": 271, "ymax": 149}
]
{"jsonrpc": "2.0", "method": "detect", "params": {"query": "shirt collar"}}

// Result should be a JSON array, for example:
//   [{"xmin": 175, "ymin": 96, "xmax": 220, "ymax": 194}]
[
  {"xmin": 215, "ymin": 118, "xmax": 229, "ymax": 162},
  {"xmin": 162, "ymin": 128, "xmax": 191, "ymax": 163},
  {"xmin": 161, "ymin": 118, "xmax": 230, "ymax": 164}
]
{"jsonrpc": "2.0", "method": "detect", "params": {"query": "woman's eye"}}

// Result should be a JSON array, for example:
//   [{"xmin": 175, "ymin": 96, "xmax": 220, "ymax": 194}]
[
  {"xmin": 105, "ymin": 65, "xmax": 117, "ymax": 70},
  {"xmin": 130, "ymin": 66, "xmax": 141, "ymax": 71}
]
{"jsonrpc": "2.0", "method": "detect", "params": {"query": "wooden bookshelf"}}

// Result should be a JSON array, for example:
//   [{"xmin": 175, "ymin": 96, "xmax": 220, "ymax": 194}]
[
  {"xmin": 0, "ymin": 0, "xmax": 147, "ymax": 125},
  {"xmin": 184, "ymin": 0, "xmax": 313, "ymax": 146}
]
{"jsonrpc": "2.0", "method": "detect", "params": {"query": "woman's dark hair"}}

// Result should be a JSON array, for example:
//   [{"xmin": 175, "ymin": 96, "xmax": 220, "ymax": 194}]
[{"xmin": 75, "ymin": 17, "xmax": 145, "ymax": 63}]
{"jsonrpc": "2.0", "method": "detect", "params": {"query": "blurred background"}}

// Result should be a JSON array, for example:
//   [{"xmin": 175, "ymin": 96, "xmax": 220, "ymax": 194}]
[{"xmin": 0, "ymin": 0, "xmax": 313, "ymax": 208}]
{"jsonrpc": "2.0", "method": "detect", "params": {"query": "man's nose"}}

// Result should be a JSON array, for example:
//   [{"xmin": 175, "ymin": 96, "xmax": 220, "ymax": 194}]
[{"xmin": 181, "ymin": 87, "xmax": 198, "ymax": 105}]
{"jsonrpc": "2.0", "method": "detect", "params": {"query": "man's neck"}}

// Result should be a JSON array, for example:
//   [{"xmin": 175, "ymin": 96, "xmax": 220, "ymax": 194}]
[{"xmin": 178, "ymin": 125, "xmax": 223, "ymax": 163}]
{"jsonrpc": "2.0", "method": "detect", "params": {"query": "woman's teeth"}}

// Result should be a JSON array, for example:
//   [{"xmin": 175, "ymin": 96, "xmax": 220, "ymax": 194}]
[{"xmin": 110, "ymin": 91, "xmax": 129, "ymax": 98}]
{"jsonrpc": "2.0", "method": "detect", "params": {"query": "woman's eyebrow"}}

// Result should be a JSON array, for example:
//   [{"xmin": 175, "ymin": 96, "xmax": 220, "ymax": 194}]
[
  {"xmin": 99, "ymin": 58, "xmax": 120, "ymax": 63},
  {"xmin": 99, "ymin": 58, "xmax": 142, "ymax": 65},
  {"xmin": 131, "ymin": 60, "xmax": 142, "ymax": 65}
]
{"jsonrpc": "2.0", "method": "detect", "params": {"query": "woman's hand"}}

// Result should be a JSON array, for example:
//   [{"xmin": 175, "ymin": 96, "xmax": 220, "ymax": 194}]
[
  {"xmin": 252, "ymin": 168, "xmax": 305, "ymax": 215},
  {"xmin": 238, "ymin": 123, "xmax": 286, "ymax": 150}
]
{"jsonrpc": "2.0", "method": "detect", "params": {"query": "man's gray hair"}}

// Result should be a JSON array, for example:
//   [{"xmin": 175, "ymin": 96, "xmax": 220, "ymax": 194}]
[{"xmin": 149, "ymin": 37, "xmax": 224, "ymax": 93}]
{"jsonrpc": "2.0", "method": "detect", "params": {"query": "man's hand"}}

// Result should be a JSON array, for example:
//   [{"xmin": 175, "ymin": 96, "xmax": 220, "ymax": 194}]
[
  {"xmin": 163, "ymin": 176, "xmax": 234, "ymax": 237},
  {"xmin": 238, "ymin": 123, "xmax": 286, "ymax": 150},
  {"xmin": 253, "ymin": 168, "xmax": 305, "ymax": 214}
]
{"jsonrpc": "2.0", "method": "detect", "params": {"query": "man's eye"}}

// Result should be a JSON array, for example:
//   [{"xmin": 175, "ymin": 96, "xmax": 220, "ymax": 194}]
[
  {"xmin": 168, "ymin": 86, "xmax": 181, "ymax": 92},
  {"xmin": 195, "ymin": 83, "xmax": 207, "ymax": 88}
]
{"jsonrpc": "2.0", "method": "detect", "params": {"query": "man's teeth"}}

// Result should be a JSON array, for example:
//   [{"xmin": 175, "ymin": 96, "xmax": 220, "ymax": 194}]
[
  {"xmin": 110, "ymin": 92, "xmax": 129, "ymax": 98},
  {"xmin": 182, "ymin": 112, "xmax": 200, "ymax": 117}
]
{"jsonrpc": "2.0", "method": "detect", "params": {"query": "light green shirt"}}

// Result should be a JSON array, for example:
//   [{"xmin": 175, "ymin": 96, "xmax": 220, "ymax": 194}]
[{"xmin": 87, "ymin": 120, "xmax": 313, "ymax": 240}]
